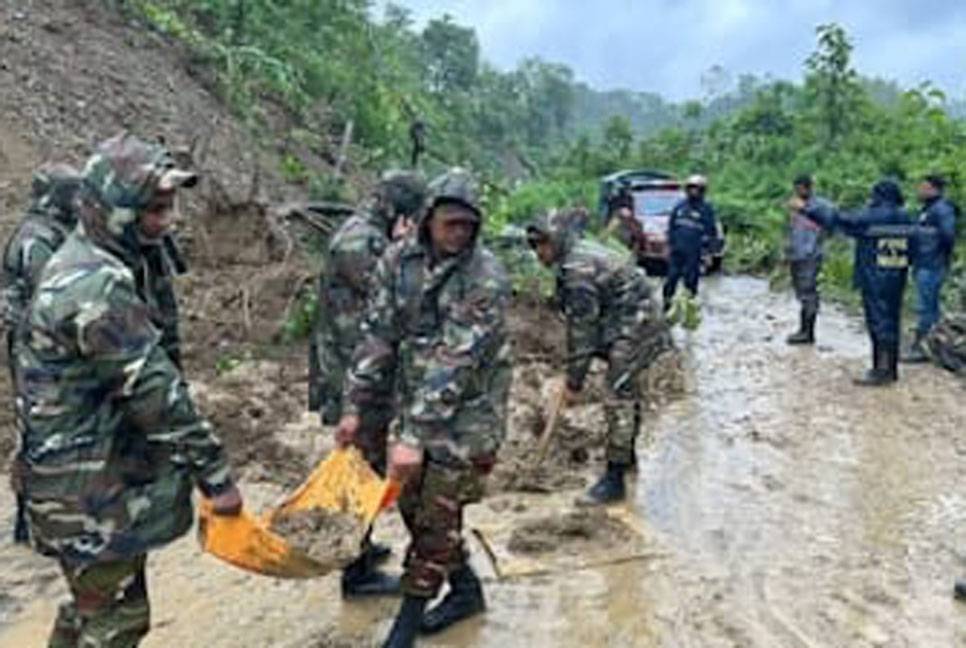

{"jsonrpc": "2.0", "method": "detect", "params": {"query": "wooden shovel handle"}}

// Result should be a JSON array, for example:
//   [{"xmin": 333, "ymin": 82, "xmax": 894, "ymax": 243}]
[{"xmin": 535, "ymin": 381, "xmax": 567, "ymax": 466}]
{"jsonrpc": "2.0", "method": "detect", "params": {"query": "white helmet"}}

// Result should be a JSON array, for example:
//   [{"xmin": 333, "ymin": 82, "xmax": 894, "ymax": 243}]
[{"xmin": 685, "ymin": 174, "xmax": 708, "ymax": 188}]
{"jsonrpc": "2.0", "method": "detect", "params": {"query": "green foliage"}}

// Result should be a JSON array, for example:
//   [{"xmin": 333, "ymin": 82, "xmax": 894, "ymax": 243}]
[
  {"xmin": 485, "ymin": 179, "xmax": 597, "ymax": 236},
  {"xmin": 280, "ymin": 286, "xmax": 318, "ymax": 344},
  {"xmin": 547, "ymin": 24, "xmax": 966, "ymax": 303},
  {"xmin": 280, "ymin": 154, "xmax": 308, "ymax": 184},
  {"xmin": 119, "ymin": 5, "xmax": 966, "ymax": 311}
]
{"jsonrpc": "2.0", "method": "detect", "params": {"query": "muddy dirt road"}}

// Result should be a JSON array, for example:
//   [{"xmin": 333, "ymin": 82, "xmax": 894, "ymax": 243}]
[{"xmin": 1, "ymin": 276, "xmax": 964, "ymax": 647}]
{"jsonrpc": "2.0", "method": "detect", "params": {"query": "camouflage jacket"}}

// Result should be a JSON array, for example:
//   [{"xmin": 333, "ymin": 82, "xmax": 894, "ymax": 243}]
[
  {"xmin": 555, "ymin": 237, "xmax": 667, "ymax": 391},
  {"xmin": 2, "ymin": 207, "xmax": 74, "ymax": 333},
  {"xmin": 136, "ymin": 236, "xmax": 186, "ymax": 369},
  {"xmin": 313, "ymin": 209, "xmax": 391, "ymax": 421},
  {"xmin": 344, "ymin": 235, "xmax": 512, "ymax": 463},
  {"xmin": 17, "ymin": 217, "xmax": 232, "ymax": 564}
]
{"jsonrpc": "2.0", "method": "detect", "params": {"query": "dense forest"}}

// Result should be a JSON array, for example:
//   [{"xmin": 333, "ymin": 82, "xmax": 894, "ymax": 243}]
[{"xmin": 124, "ymin": 1, "xmax": 965, "ymax": 307}]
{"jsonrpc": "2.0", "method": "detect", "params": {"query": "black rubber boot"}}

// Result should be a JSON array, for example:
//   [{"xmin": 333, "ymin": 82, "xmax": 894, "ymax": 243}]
[
  {"xmin": 854, "ymin": 342, "xmax": 891, "ymax": 387},
  {"xmin": 13, "ymin": 495, "xmax": 29, "ymax": 545},
  {"xmin": 421, "ymin": 565, "xmax": 486, "ymax": 635},
  {"xmin": 382, "ymin": 595, "xmax": 428, "ymax": 648},
  {"xmin": 369, "ymin": 541, "xmax": 392, "ymax": 566},
  {"xmin": 955, "ymin": 579, "xmax": 966, "ymax": 601},
  {"xmin": 577, "ymin": 462, "xmax": 626, "ymax": 506},
  {"xmin": 786, "ymin": 311, "xmax": 816, "ymax": 346},
  {"xmin": 341, "ymin": 551, "xmax": 401, "ymax": 599},
  {"xmin": 886, "ymin": 342, "xmax": 899, "ymax": 382},
  {"xmin": 901, "ymin": 334, "xmax": 929, "ymax": 364}
]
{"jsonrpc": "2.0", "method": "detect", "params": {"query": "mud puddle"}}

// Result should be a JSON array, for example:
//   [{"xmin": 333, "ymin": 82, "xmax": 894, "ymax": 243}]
[
  {"xmin": 507, "ymin": 509, "xmax": 637, "ymax": 554},
  {"xmin": 1, "ymin": 276, "xmax": 964, "ymax": 647}
]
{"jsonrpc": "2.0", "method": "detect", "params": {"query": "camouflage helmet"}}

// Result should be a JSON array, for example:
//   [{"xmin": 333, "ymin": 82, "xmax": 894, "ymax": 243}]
[
  {"xmin": 30, "ymin": 163, "xmax": 82, "ymax": 223},
  {"xmin": 426, "ymin": 168, "xmax": 481, "ymax": 220},
  {"xmin": 377, "ymin": 169, "xmax": 428, "ymax": 219},
  {"xmin": 83, "ymin": 132, "xmax": 197, "ymax": 216},
  {"xmin": 31, "ymin": 163, "xmax": 78, "ymax": 200},
  {"xmin": 525, "ymin": 209, "xmax": 578, "ymax": 253}
]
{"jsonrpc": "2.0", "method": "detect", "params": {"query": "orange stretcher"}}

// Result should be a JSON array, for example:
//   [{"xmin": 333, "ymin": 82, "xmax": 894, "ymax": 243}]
[{"xmin": 197, "ymin": 447, "xmax": 401, "ymax": 578}]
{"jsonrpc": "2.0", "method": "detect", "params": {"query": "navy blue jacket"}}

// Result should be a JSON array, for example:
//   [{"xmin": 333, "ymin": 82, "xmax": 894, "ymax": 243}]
[
  {"xmin": 914, "ymin": 197, "xmax": 957, "ymax": 271},
  {"xmin": 668, "ymin": 198, "xmax": 717, "ymax": 254},
  {"xmin": 803, "ymin": 183, "xmax": 913, "ymax": 293}
]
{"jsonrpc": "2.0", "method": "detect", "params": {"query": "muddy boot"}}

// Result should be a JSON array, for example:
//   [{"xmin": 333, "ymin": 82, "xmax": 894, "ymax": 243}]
[
  {"xmin": 369, "ymin": 541, "xmax": 392, "ymax": 566},
  {"xmin": 382, "ymin": 595, "xmax": 428, "ymax": 648},
  {"xmin": 854, "ymin": 342, "xmax": 890, "ymax": 387},
  {"xmin": 341, "ymin": 552, "xmax": 401, "ymax": 599},
  {"xmin": 901, "ymin": 334, "xmax": 929, "ymax": 364},
  {"xmin": 955, "ymin": 579, "xmax": 966, "ymax": 601},
  {"xmin": 420, "ymin": 565, "xmax": 486, "ymax": 635},
  {"xmin": 13, "ymin": 495, "xmax": 29, "ymax": 545},
  {"xmin": 786, "ymin": 311, "xmax": 816, "ymax": 346},
  {"xmin": 577, "ymin": 462, "xmax": 626, "ymax": 506}
]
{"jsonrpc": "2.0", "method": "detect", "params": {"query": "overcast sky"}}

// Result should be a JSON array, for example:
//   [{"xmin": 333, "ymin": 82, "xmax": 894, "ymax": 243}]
[{"xmin": 382, "ymin": 0, "xmax": 966, "ymax": 101}]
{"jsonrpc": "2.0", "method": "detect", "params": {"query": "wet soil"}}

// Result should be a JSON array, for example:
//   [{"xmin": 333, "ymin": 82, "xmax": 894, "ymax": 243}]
[
  {"xmin": 507, "ymin": 509, "xmax": 636, "ymax": 554},
  {"xmin": 1, "ymin": 276, "xmax": 964, "ymax": 647},
  {"xmin": 270, "ymin": 508, "xmax": 362, "ymax": 568}
]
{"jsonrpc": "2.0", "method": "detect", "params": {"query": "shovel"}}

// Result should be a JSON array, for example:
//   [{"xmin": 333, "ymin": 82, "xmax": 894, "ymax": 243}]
[{"xmin": 198, "ymin": 447, "xmax": 400, "ymax": 578}]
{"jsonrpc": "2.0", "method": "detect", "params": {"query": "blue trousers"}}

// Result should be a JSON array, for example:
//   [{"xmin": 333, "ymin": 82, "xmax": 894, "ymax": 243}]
[{"xmin": 914, "ymin": 267, "xmax": 946, "ymax": 337}]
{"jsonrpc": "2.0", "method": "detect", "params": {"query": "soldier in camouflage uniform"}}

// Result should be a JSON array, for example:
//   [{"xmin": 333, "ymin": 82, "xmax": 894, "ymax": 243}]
[
  {"xmin": 313, "ymin": 170, "xmax": 428, "ymax": 598},
  {"xmin": 337, "ymin": 169, "xmax": 511, "ymax": 648},
  {"xmin": 16, "ymin": 133, "xmax": 243, "ymax": 648},
  {"xmin": 527, "ymin": 210, "xmax": 669, "ymax": 505},
  {"xmin": 2, "ymin": 163, "xmax": 82, "ymax": 544}
]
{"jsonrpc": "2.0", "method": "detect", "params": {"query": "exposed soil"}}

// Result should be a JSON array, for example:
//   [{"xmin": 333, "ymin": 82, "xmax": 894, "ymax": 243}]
[
  {"xmin": 270, "ymin": 508, "xmax": 363, "ymax": 569},
  {"xmin": 507, "ymin": 509, "xmax": 637, "ymax": 555}
]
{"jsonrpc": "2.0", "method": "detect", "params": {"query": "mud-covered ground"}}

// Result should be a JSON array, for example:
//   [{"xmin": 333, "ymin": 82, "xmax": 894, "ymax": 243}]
[{"xmin": 1, "ymin": 276, "xmax": 963, "ymax": 647}]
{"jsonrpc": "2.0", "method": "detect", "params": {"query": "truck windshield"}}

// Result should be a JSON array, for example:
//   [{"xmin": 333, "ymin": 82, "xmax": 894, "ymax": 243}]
[{"xmin": 633, "ymin": 191, "xmax": 680, "ymax": 217}]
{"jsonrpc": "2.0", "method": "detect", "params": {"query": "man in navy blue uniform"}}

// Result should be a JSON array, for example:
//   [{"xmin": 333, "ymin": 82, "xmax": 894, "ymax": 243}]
[
  {"xmin": 663, "ymin": 174, "xmax": 719, "ymax": 308},
  {"xmin": 903, "ymin": 174, "xmax": 958, "ymax": 362},
  {"xmin": 797, "ymin": 180, "xmax": 913, "ymax": 386}
]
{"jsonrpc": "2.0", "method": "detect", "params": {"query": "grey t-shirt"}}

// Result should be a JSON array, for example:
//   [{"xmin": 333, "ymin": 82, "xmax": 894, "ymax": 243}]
[{"xmin": 789, "ymin": 196, "xmax": 835, "ymax": 261}]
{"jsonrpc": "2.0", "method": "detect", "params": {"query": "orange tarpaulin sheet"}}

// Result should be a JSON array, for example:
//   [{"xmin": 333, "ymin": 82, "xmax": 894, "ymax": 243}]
[{"xmin": 198, "ymin": 448, "xmax": 400, "ymax": 579}]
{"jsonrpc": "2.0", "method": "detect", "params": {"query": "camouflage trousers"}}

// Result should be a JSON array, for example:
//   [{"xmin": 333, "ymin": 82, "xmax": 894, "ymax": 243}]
[
  {"xmin": 398, "ymin": 461, "xmax": 486, "ymax": 598},
  {"xmin": 604, "ymin": 338, "xmax": 647, "ymax": 466},
  {"xmin": 352, "ymin": 406, "xmax": 394, "ymax": 476},
  {"xmin": 49, "ymin": 555, "xmax": 150, "ymax": 648}
]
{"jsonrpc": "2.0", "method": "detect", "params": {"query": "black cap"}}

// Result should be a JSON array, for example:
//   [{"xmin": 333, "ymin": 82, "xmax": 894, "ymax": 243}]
[
  {"xmin": 793, "ymin": 174, "xmax": 813, "ymax": 188},
  {"xmin": 924, "ymin": 174, "xmax": 946, "ymax": 191}
]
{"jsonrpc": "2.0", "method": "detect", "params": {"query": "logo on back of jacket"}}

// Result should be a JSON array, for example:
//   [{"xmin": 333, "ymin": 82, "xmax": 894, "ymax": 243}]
[{"xmin": 876, "ymin": 238, "xmax": 909, "ymax": 269}]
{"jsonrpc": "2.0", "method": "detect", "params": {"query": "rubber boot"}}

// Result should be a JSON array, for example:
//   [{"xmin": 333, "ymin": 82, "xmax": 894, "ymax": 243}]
[
  {"xmin": 901, "ymin": 333, "xmax": 929, "ymax": 364},
  {"xmin": 885, "ymin": 342, "xmax": 899, "ymax": 383},
  {"xmin": 13, "ymin": 495, "xmax": 29, "ymax": 545},
  {"xmin": 955, "ymin": 579, "xmax": 966, "ymax": 601},
  {"xmin": 854, "ymin": 342, "xmax": 891, "ymax": 387},
  {"xmin": 420, "ymin": 565, "xmax": 486, "ymax": 635},
  {"xmin": 577, "ymin": 462, "xmax": 626, "ymax": 506},
  {"xmin": 382, "ymin": 595, "xmax": 428, "ymax": 648},
  {"xmin": 341, "ymin": 551, "xmax": 401, "ymax": 599},
  {"xmin": 369, "ymin": 541, "xmax": 392, "ymax": 566},
  {"xmin": 786, "ymin": 311, "xmax": 816, "ymax": 346}
]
